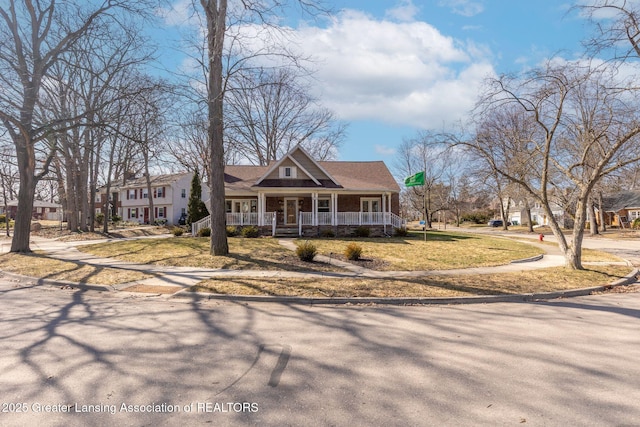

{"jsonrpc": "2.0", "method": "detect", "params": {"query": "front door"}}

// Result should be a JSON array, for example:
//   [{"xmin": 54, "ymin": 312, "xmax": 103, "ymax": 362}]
[
  {"xmin": 143, "ymin": 207, "xmax": 149, "ymax": 224},
  {"xmin": 285, "ymin": 198, "xmax": 298, "ymax": 225}
]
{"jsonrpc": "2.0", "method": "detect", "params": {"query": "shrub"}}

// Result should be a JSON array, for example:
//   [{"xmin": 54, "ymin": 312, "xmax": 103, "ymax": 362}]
[
  {"xmin": 95, "ymin": 212, "xmax": 104, "ymax": 226},
  {"xmin": 241, "ymin": 225, "xmax": 260, "ymax": 238},
  {"xmin": 344, "ymin": 242, "xmax": 363, "ymax": 261},
  {"xmin": 173, "ymin": 227, "xmax": 184, "ymax": 237},
  {"xmin": 0, "ymin": 214, "xmax": 6, "ymax": 224},
  {"xmin": 460, "ymin": 212, "xmax": 491, "ymax": 224},
  {"xmin": 633, "ymin": 218, "xmax": 640, "ymax": 229},
  {"xmin": 154, "ymin": 218, "xmax": 168, "ymax": 226},
  {"xmin": 296, "ymin": 241, "xmax": 317, "ymax": 262},
  {"xmin": 394, "ymin": 227, "xmax": 408, "ymax": 237},
  {"xmin": 197, "ymin": 227, "xmax": 211, "ymax": 237},
  {"xmin": 320, "ymin": 229, "xmax": 335, "ymax": 238},
  {"xmin": 353, "ymin": 226, "xmax": 370, "ymax": 237},
  {"xmin": 111, "ymin": 214, "xmax": 122, "ymax": 224},
  {"xmin": 226, "ymin": 226, "xmax": 239, "ymax": 237}
]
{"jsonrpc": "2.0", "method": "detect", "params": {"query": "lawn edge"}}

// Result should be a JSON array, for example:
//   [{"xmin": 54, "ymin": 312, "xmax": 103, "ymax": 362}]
[{"xmin": 175, "ymin": 267, "xmax": 639, "ymax": 305}]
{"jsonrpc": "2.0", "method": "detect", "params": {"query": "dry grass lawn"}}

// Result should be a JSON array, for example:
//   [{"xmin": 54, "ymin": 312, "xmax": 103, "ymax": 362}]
[
  {"xmin": 79, "ymin": 237, "xmax": 341, "ymax": 273},
  {"xmin": 191, "ymin": 265, "xmax": 634, "ymax": 298},
  {"xmin": 302, "ymin": 231, "xmax": 543, "ymax": 270},
  {"xmin": 0, "ymin": 252, "xmax": 152, "ymax": 285}
]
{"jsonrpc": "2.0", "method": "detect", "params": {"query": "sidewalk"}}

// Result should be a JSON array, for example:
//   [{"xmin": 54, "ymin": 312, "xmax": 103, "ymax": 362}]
[{"xmin": 1, "ymin": 233, "xmax": 635, "ymax": 302}]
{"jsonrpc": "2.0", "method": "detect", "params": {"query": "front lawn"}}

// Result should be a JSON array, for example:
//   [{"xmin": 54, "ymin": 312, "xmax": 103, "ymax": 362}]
[
  {"xmin": 79, "ymin": 237, "xmax": 340, "ymax": 273},
  {"xmin": 300, "ymin": 231, "xmax": 543, "ymax": 270},
  {"xmin": 191, "ymin": 265, "xmax": 633, "ymax": 298},
  {"xmin": 0, "ymin": 252, "xmax": 152, "ymax": 285}
]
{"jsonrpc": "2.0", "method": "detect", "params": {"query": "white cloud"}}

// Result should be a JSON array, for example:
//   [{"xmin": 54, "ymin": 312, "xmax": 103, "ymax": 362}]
[
  {"xmin": 157, "ymin": 0, "xmax": 194, "ymax": 27},
  {"xmin": 438, "ymin": 0, "xmax": 484, "ymax": 17},
  {"xmin": 375, "ymin": 145, "xmax": 397, "ymax": 156},
  {"xmin": 289, "ymin": 10, "xmax": 496, "ymax": 129},
  {"xmin": 385, "ymin": 0, "xmax": 420, "ymax": 22}
]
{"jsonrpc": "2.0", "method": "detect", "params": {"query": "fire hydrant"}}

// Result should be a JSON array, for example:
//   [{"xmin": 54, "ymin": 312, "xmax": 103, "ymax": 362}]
[{"xmin": 539, "ymin": 233, "xmax": 544, "ymax": 242}]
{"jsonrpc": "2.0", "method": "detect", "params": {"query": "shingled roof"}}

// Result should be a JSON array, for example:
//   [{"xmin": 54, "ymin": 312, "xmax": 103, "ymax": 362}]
[
  {"xmin": 602, "ymin": 191, "xmax": 640, "ymax": 212},
  {"xmin": 224, "ymin": 161, "xmax": 399, "ymax": 193}
]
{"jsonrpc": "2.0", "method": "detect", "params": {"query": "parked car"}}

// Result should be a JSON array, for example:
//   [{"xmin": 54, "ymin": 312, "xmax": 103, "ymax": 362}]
[{"xmin": 488, "ymin": 219, "xmax": 511, "ymax": 227}]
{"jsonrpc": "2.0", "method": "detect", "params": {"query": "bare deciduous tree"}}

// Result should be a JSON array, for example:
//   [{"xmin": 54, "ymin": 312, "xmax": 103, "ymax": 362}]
[
  {"xmin": 0, "ymin": 0, "xmax": 156, "ymax": 252},
  {"xmin": 225, "ymin": 67, "xmax": 344, "ymax": 165},
  {"xmin": 197, "ymin": 0, "xmax": 328, "ymax": 256},
  {"xmin": 461, "ymin": 61, "xmax": 640, "ymax": 269}
]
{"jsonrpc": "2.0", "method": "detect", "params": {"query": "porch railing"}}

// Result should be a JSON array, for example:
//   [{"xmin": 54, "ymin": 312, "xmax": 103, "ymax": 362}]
[
  {"xmin": 193, "ymin": 211, "xmax": 406, "ymax": 236},
  {"xmin": 297, "ymin": 211, "xmax": 406, "ymax": 228},
  {"xmin": 192, "ymin": 212, "xmax": 277, "ymax": 236}
]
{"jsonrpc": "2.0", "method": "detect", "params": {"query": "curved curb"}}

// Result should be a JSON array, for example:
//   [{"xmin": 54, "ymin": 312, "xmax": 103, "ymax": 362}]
[
  {"xmin": 174, "ymin": 267, "xmax": 639, "ymax": 306},
  {"xmin": 510, "ymin": 254, "xmax": 544, "ymax": 264}
]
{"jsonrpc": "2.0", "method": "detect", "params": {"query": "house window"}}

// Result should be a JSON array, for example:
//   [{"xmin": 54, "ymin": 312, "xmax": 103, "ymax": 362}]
[
  {"xmin": 225, "ymin": 199, "xmax": 258, "ymax": 213},
  {"xmin": 181, "ymin": 208, "xmax": 186, "ymax": 215},
  {"xmin": 154, "ymin": 187, "xmax": 165, "ymax": 198},
  {"xmin": 181, "ymin": 189, "xmax": 186, "ymax": 198},
  {"xmin": 318, "ymin": 199, "xmax": 330, "ymax": 213},
  {"xmin": 142, "ymin": 190, "xmax": 148, "ymax": 199},
  {"xmin": 49, "ymin": 207, "xmax": 57, "ymax": 213},
  {"xmin": 361, "ymin": 198, "xmax": 381, "ymax": 213},
  {"xmin": 279, "ymin": 166, "xmax": 297, "ymax": 179},
  {"xmin": 128, "ymin": 189, "xmax": 137, "ymax": 200}
]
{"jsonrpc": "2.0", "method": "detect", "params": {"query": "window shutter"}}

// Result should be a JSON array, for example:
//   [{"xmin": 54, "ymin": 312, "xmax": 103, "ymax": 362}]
[
  {"xmin": 126, "ymin": 191, "xmax": 129, "ymax": 200},
  {"xmin": 162, "ymin": 186, "xmax": 166, "ymax": 197}
]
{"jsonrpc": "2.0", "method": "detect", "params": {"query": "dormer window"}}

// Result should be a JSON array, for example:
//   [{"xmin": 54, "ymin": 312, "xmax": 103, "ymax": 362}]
[{"xmin": 279, "ymin": 166, "xmax": 297, "ymax": 179}]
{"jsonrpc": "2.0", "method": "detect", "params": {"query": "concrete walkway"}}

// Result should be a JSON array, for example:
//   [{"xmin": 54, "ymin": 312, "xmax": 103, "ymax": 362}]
[{"xmin": 0, "ymin": 232, "xmax": 635, "ymax": 299}]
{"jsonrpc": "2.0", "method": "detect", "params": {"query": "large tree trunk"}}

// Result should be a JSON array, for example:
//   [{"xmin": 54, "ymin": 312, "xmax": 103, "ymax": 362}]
[
  {"xmin": 11, "ymin": 142, "xmax": 36, "ymax": 253},
  {"xmin": 568, "ymin": 198, "xmax": 589, "ymax": 270},
  {"xmin": 202, "ymin": 0, "xmax": 229, "ymax": 256}
]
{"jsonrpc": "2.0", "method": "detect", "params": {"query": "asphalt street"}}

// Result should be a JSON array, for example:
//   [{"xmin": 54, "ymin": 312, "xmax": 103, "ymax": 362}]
[{"xmin": 1, "ymin": 279, "xmax": 640, "ymax": 426}]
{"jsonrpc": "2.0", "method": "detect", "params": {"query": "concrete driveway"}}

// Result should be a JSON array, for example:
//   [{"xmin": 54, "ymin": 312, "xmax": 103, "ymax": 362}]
[{"xmin": 1, "ymin": 278, "xmax": 639, "ymax": 426}]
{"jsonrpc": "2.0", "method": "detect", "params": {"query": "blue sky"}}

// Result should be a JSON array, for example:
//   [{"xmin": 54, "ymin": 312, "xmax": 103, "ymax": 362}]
[{"xmin": 158, "ymin": 1, "xmax": 594, "ymax": 162}]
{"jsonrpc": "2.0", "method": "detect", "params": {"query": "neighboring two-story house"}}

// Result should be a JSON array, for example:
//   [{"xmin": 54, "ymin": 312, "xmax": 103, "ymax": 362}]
[{"xmin": 97, "ymin": 172, "xmax": 201, "ymax": 226}]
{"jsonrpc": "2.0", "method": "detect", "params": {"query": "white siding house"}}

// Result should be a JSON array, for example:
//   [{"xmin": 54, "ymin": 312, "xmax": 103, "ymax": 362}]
[{"xmin": 118, "ymin": 172, "xmax": 201, "ymax": 225}]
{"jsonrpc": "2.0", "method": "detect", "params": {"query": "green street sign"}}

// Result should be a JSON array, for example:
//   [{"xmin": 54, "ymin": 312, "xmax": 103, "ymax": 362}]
[{"xmin": 404, "ymin": 171, "xmax": 425, "ymax": 187}]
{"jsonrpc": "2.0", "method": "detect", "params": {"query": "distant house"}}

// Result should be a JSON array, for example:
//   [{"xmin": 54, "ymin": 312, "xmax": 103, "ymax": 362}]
[
  {"xmin": 1, "ymin": 200, "xmax": 62, "ymax": 221},
  {"xmin": 193, "ymin": 145, "xmax": 404, "ymax": 237},
  {"xmin": 599, "ymin": 191, "xmax": 640, "ymax": 228},
  {"xmin": 505, "ymin": 197, "xmax": 572, "ymax": 228},
  {"xmin": 97, "ymin": 172, "xmax": 204, "ymax": 226}
]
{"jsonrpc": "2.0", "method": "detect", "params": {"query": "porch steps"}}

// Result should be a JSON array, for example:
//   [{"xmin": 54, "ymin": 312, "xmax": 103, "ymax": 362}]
[{"xmin": 274, "ymin": 227, "xmax": 299, "ymax": 237}]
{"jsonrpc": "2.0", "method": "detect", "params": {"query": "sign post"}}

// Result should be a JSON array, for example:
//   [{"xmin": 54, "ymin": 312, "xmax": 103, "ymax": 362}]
[{"xmin": 404, "ymin": 171, "xmax": 426, "ymax": 241}]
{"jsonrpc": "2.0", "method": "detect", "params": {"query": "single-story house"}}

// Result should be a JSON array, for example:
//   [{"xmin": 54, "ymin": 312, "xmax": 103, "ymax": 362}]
[
  {"xmin": 1, "ymin": 199, "xmax": 63, "ymax": 221},
  {"xmin": 192, "ymin": 145, "xmax": 404, "ymax": 237},
  {"xmin": 599, "ymin": 191, "xmax": 640, "ymax": 228}
]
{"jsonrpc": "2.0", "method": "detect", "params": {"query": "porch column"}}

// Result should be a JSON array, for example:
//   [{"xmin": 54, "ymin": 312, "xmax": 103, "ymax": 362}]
[
  {"xmin": 312, "ymin": 192, "xmax": 318, "ymax": 226},
  {"xmin": 332, "ymin": 193, "xmax": 338, "ymax": 226},
  {"xmin": 257, "ymin": 192, "xmax": 265, "ymax": 226},
  {"xmin": 382, "ymin": 192, "xmax": 387, "ymax": 233}
]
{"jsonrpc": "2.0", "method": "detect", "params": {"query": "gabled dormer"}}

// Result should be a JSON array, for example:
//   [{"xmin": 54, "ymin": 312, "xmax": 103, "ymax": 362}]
[{"xmin": 254, "ymin": 145, "xmax": 342, "ymax": 188}]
